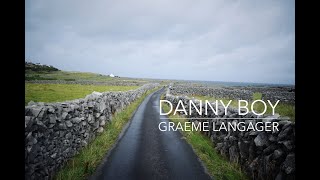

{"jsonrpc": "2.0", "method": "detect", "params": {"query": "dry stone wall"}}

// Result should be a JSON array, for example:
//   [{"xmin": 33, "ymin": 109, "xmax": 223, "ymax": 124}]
[
  {"xmin": 170, "ymin": 84, "xmax": 295, "ymax": 104},
  {"xmin": 25, "ymin": 83, "xmax": 159, "ymax": 180},
  {"xmin": 165, "ymin": 87, "xmax": 295, "ymax": 180}
]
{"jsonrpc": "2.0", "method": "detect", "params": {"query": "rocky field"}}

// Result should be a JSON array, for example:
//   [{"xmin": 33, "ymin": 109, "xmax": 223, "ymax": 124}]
[{"xmin": 169, "ymin": 82, "xmax": 295, "ymax": 105}]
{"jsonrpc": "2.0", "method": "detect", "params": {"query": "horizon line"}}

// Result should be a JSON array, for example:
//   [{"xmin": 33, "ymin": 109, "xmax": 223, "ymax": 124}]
[{"xmin": 25, "ymin": 60, "xmax": 295, "ymax": 86}]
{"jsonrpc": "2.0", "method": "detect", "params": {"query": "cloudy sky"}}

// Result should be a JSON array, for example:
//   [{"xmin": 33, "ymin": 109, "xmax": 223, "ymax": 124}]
[{"xmin": 25, "ymin": 0, "xmax": 295, "ymax": 84}]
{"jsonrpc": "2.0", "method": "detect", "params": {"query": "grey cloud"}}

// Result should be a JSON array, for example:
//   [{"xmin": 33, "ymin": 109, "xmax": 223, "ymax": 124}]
[{"xmin": 26, "ymin": 0, "xmax": 295, "ymax": 84}]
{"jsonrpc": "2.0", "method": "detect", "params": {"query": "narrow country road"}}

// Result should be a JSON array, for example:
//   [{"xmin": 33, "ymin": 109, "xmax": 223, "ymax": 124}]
[{"xmin": 90, "ymin": 88, "xmax": 212, "ymax": 180}]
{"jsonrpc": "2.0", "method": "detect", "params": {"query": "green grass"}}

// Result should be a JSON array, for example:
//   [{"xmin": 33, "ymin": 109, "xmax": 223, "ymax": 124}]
[
  {"xmin": 252, "ymin": 92, "xmax": 262, "ymax": 100},
  {"xmin": 25, "ymin": 74, "xmax": 58, "ymax": 81},
  {"xmin": 193, "ymin": 93, "xmax": 295, "ymax": 121},
  {"xmin": 252, "ymin": 101, "xmax": 295, "ymax": 120},
  {"xmin": 25, "ymin": 70, "xmax": 112, "ymax": 81},
  {"xmin": 25, "ymin": 83, "xmax": 139, "ymax": 105},
  {"xmin": 161, "ymin": 101, "xmax": 248, "ymax": 180},
  {"xmin": 54, "ymin": 87, "xmax": 160, "ymax": 180},
  {"xmin": 25, "ymin": 70, "xmax": 149, "ymax": 83}
]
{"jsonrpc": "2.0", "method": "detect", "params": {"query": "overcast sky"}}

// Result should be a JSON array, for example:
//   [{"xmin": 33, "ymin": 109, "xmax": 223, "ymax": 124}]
[{"xmin": 25, "ymin": 0, "xmax": 295, "ymax": 84}]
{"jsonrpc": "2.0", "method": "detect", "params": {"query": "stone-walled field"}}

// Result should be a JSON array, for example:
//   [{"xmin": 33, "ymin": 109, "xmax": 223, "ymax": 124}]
[
  {"xmin": 165, "ymin": 84, "xmax": 295, "ymax": 180},
  {"xmin": 25, "ymin": 83, "xmax": 159, "ymax": 180}
]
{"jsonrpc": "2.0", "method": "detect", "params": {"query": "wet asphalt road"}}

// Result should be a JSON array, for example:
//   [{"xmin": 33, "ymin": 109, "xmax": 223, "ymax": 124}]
[{"xmin": 91, "ymin": 88, "xmax": 212, "ymax": 180}]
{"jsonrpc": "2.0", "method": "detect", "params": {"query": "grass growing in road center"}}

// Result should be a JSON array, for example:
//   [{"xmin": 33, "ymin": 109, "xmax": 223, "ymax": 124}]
[
  {"xmin": 161, "ymin": 96, "xmax": 248, "ymax": 180},
  {"xmin": 54, "ymin": 87, "xmax": 160, "ymax": 180}
]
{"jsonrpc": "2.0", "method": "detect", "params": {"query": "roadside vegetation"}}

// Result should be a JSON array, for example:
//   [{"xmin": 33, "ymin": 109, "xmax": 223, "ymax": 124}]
[
  {"xmin": 161, "ymin": 96, "xmax": 248, "ymax": 180},
  {"xmin": 25, "ymin": 83, "xmax": 139, "ymax": 105},
  {"xmin": 54, "ymin": 87, "xmax": 160, "ymax": 180},
  {"xmin": 193, "ymin": 92, "xmax": 295, "ymax": 121}
]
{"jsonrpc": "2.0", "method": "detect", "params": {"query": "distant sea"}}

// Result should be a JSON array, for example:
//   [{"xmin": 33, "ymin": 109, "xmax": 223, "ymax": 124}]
[{"xmin": 186, "ymin": 80, "xmax": 294, "ymax": 87}]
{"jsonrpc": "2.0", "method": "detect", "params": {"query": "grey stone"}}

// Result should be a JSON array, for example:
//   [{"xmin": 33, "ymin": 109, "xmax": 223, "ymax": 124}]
[
  {"xmin": 93, "ymin": 121, "xmax": 100, "ymax": 130},
  {"xmin": 249, "ymin": 157, "xmax": 259, "ymax": 171},
  {"xmin": 58, "ymin": 123, "xmax": 67, "ymax": 130},
  {"xmin": 49, "ymin": 116, "xmax": 56, "ymax": 124},
  {"xmin": 47, "ymin": 106, "xmax": 55, "ymax": 113},
  {"xmin": 98, "ymin": 102, "xmax": 106, "ymax": 113},
  {"xmin": 27, "ymin": 135, "xmax": 37, "ymax": 146},
  {"xmin": 249, "ymin": 130, "xmax": 260, "ymax": 136},
  {"xmin": 26, "ymin": 146, "xmax": 32, "ymax": 156},
  {"xmin": 50, "ymin": 153, "xmax": 57, "ymax": 159},
  {"xmin": 229, "ymin": 145, "xmax": 239, "ymax": 163},
  {"xmin": 283, "ymin": 140, "xmax": 294, "ymax": 150},
  {"xmin": 65, "ymin": 121, "xmax": 73, "ymax": 128},
  {"xmin": 268, "ymin": 134, "xmax": 277, "ymax": 142},
  {"xmin": 36, "ymin": 120, "xmax": 47, "ymax": 129},
  {"xmin": 99, "ymin": 115, "xmax": 106, "ymax": 123},
  {"xmin": 65, "ymin": 133, "xmax": 72, "ymax": 139},
  {"xmin": 278, "ymin": 120, "xmax": 291, "ymax": 128},
  {"xmin": 263, "ymin": 144, "xmax": 277, "ymax": 155},
  {"xmin": 70, "ymin": 104, "xmax": 75, "ymax": 111},
  {"xmin": 238, "ymin": 140, "xmax": 250, "ymax": 159},
  {"xmin": 282, "ymin": 122, "xmax": 292, "ymax": 130},
  {"xmin": 281, "ymin": 153, "xmax": 295, "ymax": 174},
  {"xmin": 61, "ymin": 112, "xmax": 68, "ymax": 120},
  {"xmin": 65, "ymin": 114, "xmax": 72, "ymax": 120},
  {"xmin": 264, "ymin": 113, "xmax": 280, "ymax": 120},
  {"xmin": 59, "ymin": 131, "xmax": 66, "ymax": 137},
  {"xmin": 63, "ymin": 140, "xmax": 70, "ymax": 146},
  {"xmin": 229, "ymin": 113, "xmax": 238, "ymax": 118},
  {"xmin": 82, "ymin": 121, "xmax": 87, "ymax": 126},
  {"xmin": 215, "ymin": 143, "xmax": 223, "ymax": 150},
  {"xmin": 71, "ymin": 117, "xmax": 81, "ymax": 124},
  {"xmin": 254, "ymin": 132, "xmax": 269, "ymax": 147},
  {"xmin": 25, "ymin": 116, "xmax": 32, "ymax": 126},
  {"xmin": 83, "ymin": 132, "xmax": 90, "ymax": 139},
  {"xmin": 97, "ymin": 127, "xmax": 104, "ymax": 133},
  {"xmin": 48, "ymin": 124, "xmax": 55, "ymax": 128},
  {"xmin": 88, "ymin": 101, "xmax": 94, "ymax": 108},
  {"xmin": 277, "ymin": 125, "xmax": 293, "ymax": 141},
  {"xmin": 28, "ymin": 101, "xmax": 36, "ymax": 106},
  {"xmin": 48, "ymin": 144, "xmax": 54, "ymax": 151},
  {"xmin": 273, "ymin": 149, "xmax": 284, "ymax": 160},
  {"xmin": 87, "ymin": 114, "xmax": 94, "ymax": 124},
  {"xmin": 100, "ymin": 119, "xmax": 106, "ymax": 127},
  {"xmin": 31, "ymin": 107, "xmax": 43, "ymax": 117},
  {"xmin": 95, "ymin": 112, "xmax": 101, "ymax": 118},
  {"xmin": 63, "ymin": 147, "xmax": 70, "ymax": 155},
  {"xmin": 81, "ymin": 140, "xmax": 88, "ymax": 147}
]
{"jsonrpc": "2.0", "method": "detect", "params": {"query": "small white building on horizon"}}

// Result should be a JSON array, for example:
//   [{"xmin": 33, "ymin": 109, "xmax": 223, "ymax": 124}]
[{"xmin": 109, "ymin": 73, "xmax": 115, "ymax": 77}]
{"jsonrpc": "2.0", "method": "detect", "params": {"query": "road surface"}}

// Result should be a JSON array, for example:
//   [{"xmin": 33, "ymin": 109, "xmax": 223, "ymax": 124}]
[{"xmin": 90, "ymin": 88, "xmax": 212, "ymax": 180}]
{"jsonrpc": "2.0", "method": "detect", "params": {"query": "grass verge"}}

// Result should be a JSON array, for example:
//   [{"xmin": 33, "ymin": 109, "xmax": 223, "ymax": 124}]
[
  {"xmin": 54, "ymin": 87, "xmax": 160, "ymax": 180},
  {"xmin": 161, "ymin": 95, "xmax": 248, "ymax": 180},
  {"xmin": 25, "ymin": 83, "xmax": 139, "ymax": 105}
]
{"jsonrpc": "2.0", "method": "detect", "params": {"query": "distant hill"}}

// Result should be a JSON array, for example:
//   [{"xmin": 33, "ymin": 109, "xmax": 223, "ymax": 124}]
[
  {"xmin": 24, "ymin": 61, "xmax": 163, "ymax": 85},
  {"xmin": 25, "ymin": 61, "xmax": 60, "ymax": 72},
  {"xmin": 24, "ymin": 61, "xmax": 142, "ymax": 83}
]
